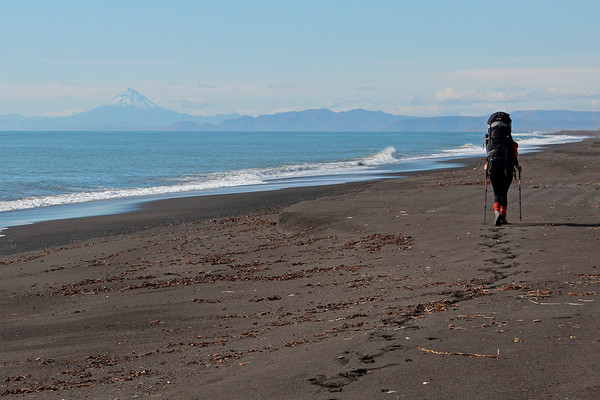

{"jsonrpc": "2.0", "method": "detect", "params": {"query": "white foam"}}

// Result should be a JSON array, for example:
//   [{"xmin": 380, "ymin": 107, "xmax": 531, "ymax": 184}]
[
  {"xmin": 360, "ymin": 146, "xmax": 398, "ymax": 165},
  {"xmin": 513, "ymin": 133, "xmax": 589, "ymax": 149},
  {"xmin": 0, "ymin": 150, "xmax": 395, "ymax": 212},
  {"xmin": 403, "ymin": 132, "xmax": 588, "ymax": 161},
  {"xmin": 0, "ymin": 133, "xmax": 587, "ymax": 213}
]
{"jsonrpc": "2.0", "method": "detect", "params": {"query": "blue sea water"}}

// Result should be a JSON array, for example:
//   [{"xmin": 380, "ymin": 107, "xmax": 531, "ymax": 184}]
[{"xmin": 0, "ymin": 130, "xmax": 586, "ymax": 231}]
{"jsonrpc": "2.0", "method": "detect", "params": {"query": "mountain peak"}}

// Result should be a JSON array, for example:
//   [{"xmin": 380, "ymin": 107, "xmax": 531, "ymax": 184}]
[{"xmin": 105, "ymin": 88, "xmax": 156, "ymax": 109}]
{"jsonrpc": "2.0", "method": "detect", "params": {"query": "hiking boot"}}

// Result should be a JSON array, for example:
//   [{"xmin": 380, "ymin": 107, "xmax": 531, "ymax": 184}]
[
  {"xmin": 500, "ymin": 215, "xmax": 509, "ymax": 225},
  {"xmin": 494, "ymin": 211, "xmax": 502, "ymax": 226}
]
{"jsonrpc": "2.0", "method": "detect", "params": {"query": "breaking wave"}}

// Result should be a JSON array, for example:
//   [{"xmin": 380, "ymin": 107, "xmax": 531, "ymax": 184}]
[
  {"xmin": 0, "ymin": 132, "xmax": 588, "ymax": 213},
  {"xmin": 0, "ymin": 147, "xmax": 400, "ymax": 212}
]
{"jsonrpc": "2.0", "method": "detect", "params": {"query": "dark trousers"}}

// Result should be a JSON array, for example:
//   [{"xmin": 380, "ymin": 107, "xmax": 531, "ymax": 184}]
[{"xmin": 490, "ymin": 171, "xmax": 513, "ymax": 207}]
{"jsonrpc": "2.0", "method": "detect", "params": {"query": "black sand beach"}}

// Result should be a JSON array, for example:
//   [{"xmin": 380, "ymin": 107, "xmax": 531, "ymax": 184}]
[{"xmin": 1, "ymin": 132, "xmax": 599, "ymax": 399}]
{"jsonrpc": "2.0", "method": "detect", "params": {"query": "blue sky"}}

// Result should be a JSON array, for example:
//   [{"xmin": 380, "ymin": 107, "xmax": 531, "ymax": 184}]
[{"xmin": 1, "ymin": 0, "xmax": 599, "ymax": 117}]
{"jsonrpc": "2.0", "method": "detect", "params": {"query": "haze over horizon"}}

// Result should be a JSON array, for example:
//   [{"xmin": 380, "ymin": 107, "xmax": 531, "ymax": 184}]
[{"xmin": 1, "ymin": 0, "xmax": 599, "ymax": 118}]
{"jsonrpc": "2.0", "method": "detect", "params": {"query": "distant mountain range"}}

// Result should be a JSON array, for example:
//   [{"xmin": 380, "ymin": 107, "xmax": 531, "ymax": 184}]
[
  {"xmin": 0, "ymin": 89, "xmax": 239, "ymax": 131},
  {"xmin": 1, "ymin": 88, "xmax": 599, "ymax": 132}
]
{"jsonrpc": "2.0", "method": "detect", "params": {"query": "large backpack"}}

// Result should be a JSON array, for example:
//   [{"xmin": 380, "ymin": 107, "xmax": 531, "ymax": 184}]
[{"xmin": 485, "ymin": 112, "xmax": 514, "ymax": 177}]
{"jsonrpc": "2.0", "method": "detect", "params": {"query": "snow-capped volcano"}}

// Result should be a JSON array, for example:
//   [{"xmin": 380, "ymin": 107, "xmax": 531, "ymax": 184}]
[
  {"xmin": 0, "ymin": 89, "xmax": 239, "ymax": 130},
  {"xmin": 105, "ymin": 88, "xmax": 157, "ymax": 109}
]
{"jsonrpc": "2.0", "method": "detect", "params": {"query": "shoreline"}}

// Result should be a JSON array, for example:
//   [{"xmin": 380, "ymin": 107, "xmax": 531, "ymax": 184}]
[
  {"xmin": 0, "ymin": 130, "xmax": 590, "ymax": 237},
  {"xmin": 1, "ymin": 131, "xmax": 599, "ymax": 398},
  {"xmin": 0, "ymin": 182, "xmax": 369, "ymax": 256},
  {"xmin": 0, "ymin": 130, "xmax": 594, "ymax": 256},
  {"xmin": 0, "ymin": 157, "xmax": 500, "ymax": 256}
]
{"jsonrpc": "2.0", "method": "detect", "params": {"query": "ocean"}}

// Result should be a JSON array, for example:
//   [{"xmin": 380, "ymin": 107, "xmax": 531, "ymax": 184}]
[{"xmin": 0, "ymin": 130, "xmax": 586, "ymax": 231}]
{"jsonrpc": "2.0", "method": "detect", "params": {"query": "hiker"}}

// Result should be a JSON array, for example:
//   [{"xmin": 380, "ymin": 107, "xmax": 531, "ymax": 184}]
[{"xmin": 484, "ymin": 112, "xmax": 522, "ymax": 226}]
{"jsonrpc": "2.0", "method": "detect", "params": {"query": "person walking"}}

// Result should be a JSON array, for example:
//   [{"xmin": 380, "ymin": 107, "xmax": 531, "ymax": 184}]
[{"xmin": 484, "ymin": 112, "xmax": 522, "ymax": 226}]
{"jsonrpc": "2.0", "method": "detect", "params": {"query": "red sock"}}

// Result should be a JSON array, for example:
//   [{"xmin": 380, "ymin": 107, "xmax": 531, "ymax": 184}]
[
  {"xmin": 500, "ymin": 206, "xmax": 507, "ymax": 216},
  {"xmin": 494, "ymin": 202, "xmax": 500, "ymax": 212}
]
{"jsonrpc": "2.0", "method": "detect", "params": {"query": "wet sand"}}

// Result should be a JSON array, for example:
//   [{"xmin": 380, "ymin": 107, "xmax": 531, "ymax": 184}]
[{"xmin": 1, "ymin": 132, "xmax": 599, "ymax": 399}]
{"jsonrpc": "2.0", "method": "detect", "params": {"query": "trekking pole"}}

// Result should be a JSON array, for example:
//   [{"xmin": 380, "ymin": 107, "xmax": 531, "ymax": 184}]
[
  {"xmin": 518, "ymin": 169, "xmax": 522, "ymax": 221},
  {"xmin": 483, "ymin": 169, "xmax": 488, "ymax": 224}
]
